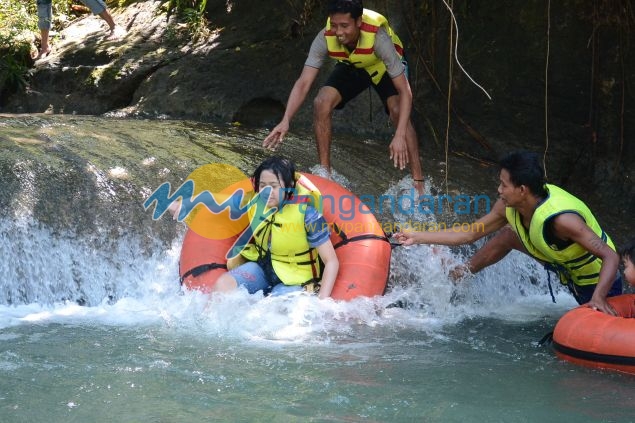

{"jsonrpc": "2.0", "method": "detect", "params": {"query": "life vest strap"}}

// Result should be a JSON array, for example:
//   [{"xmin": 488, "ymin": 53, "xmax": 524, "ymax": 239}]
[
  {"xmin": 544, "ymin": 262, "xmax": 586, "ymax": 304},
  {"xmin": 283, "ymin": 247, "xmax": 312, "ymax": 258},
  {"xmin": 273, "ymin": 258, "xmax": 317, "ymax": 266},
  {"xmin": 544, "ymin": 264, "xmax": 558, "ymax": 304}
]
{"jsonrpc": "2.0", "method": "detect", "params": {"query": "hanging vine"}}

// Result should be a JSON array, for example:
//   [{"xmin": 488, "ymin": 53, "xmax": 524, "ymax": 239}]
[
  {"xmin": 582, "ymin": 0, "xmax": 634, "ymax": 162},
  {"xmin": 444, "ymin": 0, "xmax": 454, "ymax": 193},
  {"xmin": 402, "ymin": 0, "xmax": 493, "ymax": 166},
  {"xmin": 543, "ymin": 0, "xmax": 551, "ymax": 180}
]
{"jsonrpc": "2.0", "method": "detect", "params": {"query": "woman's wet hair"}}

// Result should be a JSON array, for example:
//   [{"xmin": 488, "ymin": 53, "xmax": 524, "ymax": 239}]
[
  {"xmin": 499, "ymin": 151, "xmax": 548, "ymax": 198},
  {"xmin": 252, "ymin": 156, "xmax": 296, "ymax": 198},
  {"xmin": 328, "ymin": 0, "xmax": 363, "ymax": 19}
]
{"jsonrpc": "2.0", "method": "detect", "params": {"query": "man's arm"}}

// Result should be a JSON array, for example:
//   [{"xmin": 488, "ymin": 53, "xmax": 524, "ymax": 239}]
[
  {"xmin": 263, "ymin": 65, "xmax": 320, "ymax": 149},
  {"xmin": 374, "ymin": 28, "xmax": 414, "ymax": 169},
  {"xmin": 551, "ymin": 213, "xmax": 620, "ymax": 315},
  {"xmin": 394, "ymin": 198, "xmax": 509, "ymax": 246},
  {"xmin": 388, "ymin": 73, "xmax": 413, "ymax": 169},
  {"xmin": 263, "ymin": 31, "xmax": 326, "ymax": 149}
]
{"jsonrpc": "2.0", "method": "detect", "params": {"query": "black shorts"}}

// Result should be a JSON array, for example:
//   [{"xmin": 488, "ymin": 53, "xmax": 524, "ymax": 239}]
[
  {"xmin": 324, "ymin": 62, "xmax": 399, "ymax": 112},
  {"xmin": 569, "ymin": 274, "xmax": 623, "ymax": 305}
]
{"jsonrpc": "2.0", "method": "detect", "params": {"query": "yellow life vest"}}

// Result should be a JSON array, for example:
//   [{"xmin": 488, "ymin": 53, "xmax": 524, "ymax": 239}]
[
  {"xmin": 325, "ymin": 8, "xmax": 404, "ymax": 84},
  {"xmin": 241, "ymin": 174, "xmax": 323, "ymax": 285},
  {"xmin": 506, "ymin": 184, "xmax": 615, "ymax": 287}
]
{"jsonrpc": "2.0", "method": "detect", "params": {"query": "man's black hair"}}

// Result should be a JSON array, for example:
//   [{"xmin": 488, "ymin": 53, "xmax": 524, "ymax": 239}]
[
  {"xmin": 499, "ymin": 151, "xmax": 548, "ymax": 198},
  {"xmin": 327, "ymin": 0, "xmax": 363, "ymax": 19}
]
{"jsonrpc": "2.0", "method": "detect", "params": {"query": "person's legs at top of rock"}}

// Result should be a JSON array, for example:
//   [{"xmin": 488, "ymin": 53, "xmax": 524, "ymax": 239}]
[
  {"xmin": 79, "ymin": 0, "xmax": 125, "ymax": 40},
  {"xmin": 35, "ymin": 0, "xmax": 53, "ymax": 59}
]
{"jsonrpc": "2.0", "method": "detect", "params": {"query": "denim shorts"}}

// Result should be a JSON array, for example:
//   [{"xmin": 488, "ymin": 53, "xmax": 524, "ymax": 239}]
[
  {"xmin": 36, "ymin": 0, "xmax": 107, "ymax": 30},
  {"xmin": 36, "ymin": 0, "xmax": 52, "ymax": 30},
  {"xmin": 78, "ymin": 0, "xmax": 108, "ymax": 15},
  {"xmin": 229, "ymin": 261, "xmax": 304, "ymax": 296}
]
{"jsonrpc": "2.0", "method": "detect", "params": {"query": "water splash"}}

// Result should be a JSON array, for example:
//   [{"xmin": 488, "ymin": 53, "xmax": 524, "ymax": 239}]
[{"xmin": 0, "ymin": 115, "xmax": 575, "ymax": 340}]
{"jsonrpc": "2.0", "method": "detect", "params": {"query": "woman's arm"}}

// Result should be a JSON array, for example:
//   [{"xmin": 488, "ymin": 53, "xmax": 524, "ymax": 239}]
[{"xmin": 315, "ymin": 240, "xmax": 339, "ymax": 299}]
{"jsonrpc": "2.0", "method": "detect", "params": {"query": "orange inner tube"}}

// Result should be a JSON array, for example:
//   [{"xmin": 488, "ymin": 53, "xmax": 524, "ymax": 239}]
[
  {"xmin": 179, "ymin": 173, "xmax": 392, "ymax": 301},
  {"xmin": 552, "ymin": 294, "xmax": 635, "ymax": 374}
]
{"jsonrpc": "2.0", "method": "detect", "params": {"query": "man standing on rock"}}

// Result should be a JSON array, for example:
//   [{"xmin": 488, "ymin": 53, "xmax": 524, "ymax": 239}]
[
  {"xmin": 263, "ymin": 0, "xmax": 424, "ymax": 192},
  {"xmin": 35, "ymin": 0, "xmax": 124, "ymax": 60}
]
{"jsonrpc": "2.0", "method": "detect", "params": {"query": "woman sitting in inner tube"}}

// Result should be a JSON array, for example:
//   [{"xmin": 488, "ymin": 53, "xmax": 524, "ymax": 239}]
[{"xmin": 211, "ymin": 156, "xmax": 339, "ymax": 299}]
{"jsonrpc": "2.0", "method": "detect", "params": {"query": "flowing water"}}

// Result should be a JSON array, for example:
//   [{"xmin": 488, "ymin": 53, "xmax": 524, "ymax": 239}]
[{"xmin": 0, "ymin": 115, "xmax": 634, "ymax": 423}]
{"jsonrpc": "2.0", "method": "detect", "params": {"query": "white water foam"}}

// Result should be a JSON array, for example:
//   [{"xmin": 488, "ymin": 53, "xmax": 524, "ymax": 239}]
[{"xmin": 0, "ymin": 174, "xmax": 575, "ymax": 341}]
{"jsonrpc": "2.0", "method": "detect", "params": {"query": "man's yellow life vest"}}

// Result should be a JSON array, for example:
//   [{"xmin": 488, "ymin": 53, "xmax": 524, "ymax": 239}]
[
  {"xmin": 506, "ymin": 184, "xmax": 615, "ymax": 287},
  {"xmin": 325, "ymin": 8, "xmax": 404, "ymax": 84}
]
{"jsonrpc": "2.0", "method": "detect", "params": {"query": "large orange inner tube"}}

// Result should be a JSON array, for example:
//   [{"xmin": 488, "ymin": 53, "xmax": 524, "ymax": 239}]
[
  {"xmin": 552, "ymin": 294, "xmax": 635, "ymax": 374},
  {"xmin": 179, "ymin": 173, "xmax": 392, "ymax": 301}
]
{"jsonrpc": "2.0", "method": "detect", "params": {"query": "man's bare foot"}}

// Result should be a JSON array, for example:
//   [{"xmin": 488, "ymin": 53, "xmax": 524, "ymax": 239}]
[
  {"xmin": 312, "ymin": 165, "xmax": 332, "ymax": 180},
  {"xmin": 106, "ymin": 26, "xmax": 125, "ymax": 41},
  {"xmin": 430, "ymin": 246, "xmax": 472, "ymax": 283},
  {"xmin": 34, "ymin": 47, "xmax": 52, "ymax": 60},
  {"xmin": 413, "ymin": 179, "xmax": 425, "ymax": 196},
  {"xmin": 448, "ymin": 264, "xmax": 472, "ymax": 283}
]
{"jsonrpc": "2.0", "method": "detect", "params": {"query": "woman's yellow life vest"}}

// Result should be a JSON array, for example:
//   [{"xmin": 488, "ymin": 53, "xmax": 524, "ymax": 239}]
[
  {"xmin": 240, "ymin": 174, "xmax": 324, "ymax": 286},
  {"xmin": 325, "ymin": 8, "xmax": 404, "ymax": 85},
  {"xmin": 506, "ymin": 184, "xmax": 615, "ymax": 287}
]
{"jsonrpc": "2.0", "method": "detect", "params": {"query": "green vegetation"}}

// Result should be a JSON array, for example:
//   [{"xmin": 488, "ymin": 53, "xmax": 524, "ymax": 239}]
[
  {"xmin": 164, "ymin": 0, "xmax": 209, "ymax": 39},
  {"xmin": 0, "ymin": 1, "xmax": 35, "ymax": 96},
  {"xmin": 0, "ymin": 0, "xmax": 214, "ymax": 98},
  {"xmin": 0, "ymin": 0, "xmax": 70, "ymax": 98}
]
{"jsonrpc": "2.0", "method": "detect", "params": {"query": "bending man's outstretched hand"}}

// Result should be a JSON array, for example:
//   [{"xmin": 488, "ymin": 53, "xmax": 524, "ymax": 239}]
[
  {"xmin": 389, "ymin": 134, "xmax": 409, "ymax": 170},
  {"xmin": 263, "ymin": 121, "xmax": 289, "ymax": 150}
]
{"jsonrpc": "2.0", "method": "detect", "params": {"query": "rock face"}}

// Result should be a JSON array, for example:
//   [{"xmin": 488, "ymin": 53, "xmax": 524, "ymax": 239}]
[
  {"xmin": 2, "ymin": 0, "xmax": 634, "ymax": 212},
  {"xmin": 4, "ymin": 1, "xmax": 320, "ymax": 127}
]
